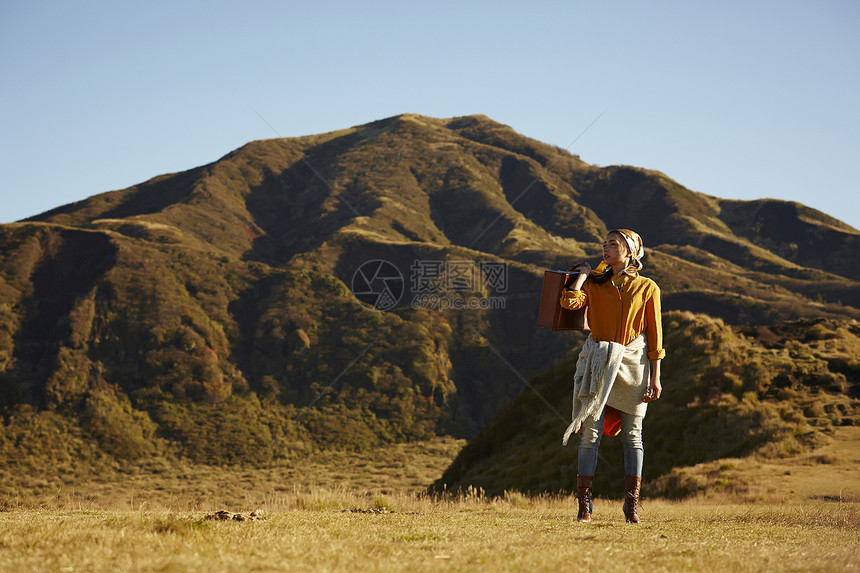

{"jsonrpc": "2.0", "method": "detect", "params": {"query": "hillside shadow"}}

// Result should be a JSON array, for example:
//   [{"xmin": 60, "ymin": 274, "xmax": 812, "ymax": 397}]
[
  {"xmin": 2, "ymin": 229, "xmax": 117, "ymax": 408},
  {"xmin": 427, "ymin": 167, "xmax": 515, "ymax": 254},
  {"xmin": 28, "ymin": 168, "xmax": 204, "ymax": 224},
  {"xmin": 226, "ymin": 272, "xmax": 288, "ymax": 394},
  {"xmin": 243, "ymin": 133, "xmax": 383, "ymax": 266},
  {"xmin": 719, "ymin": 200, "xmax": 860, "ymax": 282},
  {"xmin": 99, "ymin": 168, "xmax": 203, "ymax": 220},
  {"xmin": 573, "ymin": 167, "xmax": 688, "ymax": 246},
  {"xmin": 498, "ymin": 155, "xmax": 604, "ymax": 242}
]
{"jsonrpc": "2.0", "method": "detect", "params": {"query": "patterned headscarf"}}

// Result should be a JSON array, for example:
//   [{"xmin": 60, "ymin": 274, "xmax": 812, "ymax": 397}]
[{"xmin": 611, "ymin": 228, "xmax": 645, "ymax": 273}]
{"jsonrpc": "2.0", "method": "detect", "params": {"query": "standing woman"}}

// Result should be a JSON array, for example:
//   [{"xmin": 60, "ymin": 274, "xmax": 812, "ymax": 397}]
[{"xmin": 559, "ymin": 229, "xmax": 665, "ymax": 523}]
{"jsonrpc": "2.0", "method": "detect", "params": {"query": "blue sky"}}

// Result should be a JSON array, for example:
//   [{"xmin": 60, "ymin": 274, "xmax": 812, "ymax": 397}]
[{"xmin": 2, "ymin": 0, "xmax": 858, "ymax": 231}]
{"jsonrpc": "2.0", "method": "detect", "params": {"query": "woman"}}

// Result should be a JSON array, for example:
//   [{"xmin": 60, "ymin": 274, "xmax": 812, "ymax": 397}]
[{"xmin": 559, "ymin": 229, "xmax": 665, "ymax": 524}]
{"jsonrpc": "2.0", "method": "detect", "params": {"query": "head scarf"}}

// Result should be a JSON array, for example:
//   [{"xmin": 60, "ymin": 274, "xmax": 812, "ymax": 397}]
[{"xmin": 611, "ymin": 228, "xmax": 645, "ymax": 273}]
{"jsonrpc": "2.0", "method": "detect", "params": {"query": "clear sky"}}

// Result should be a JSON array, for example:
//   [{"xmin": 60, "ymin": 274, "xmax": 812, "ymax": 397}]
[{"xmin": 2, "ymin": 0, "xmax": 858, "ymax": 230}]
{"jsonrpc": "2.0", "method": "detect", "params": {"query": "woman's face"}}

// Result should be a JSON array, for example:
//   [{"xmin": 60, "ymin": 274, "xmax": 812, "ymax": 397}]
[{"xmin": 603, "ymin": 233, "xmax": 630, "ymax": 268}]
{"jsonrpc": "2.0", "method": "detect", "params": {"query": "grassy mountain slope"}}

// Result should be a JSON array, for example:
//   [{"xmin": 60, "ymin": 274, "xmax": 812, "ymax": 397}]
[
  {"xmin": 431, "ymin": 311, "xmax": 860, "ymax": 497},
  {"xmin": 1, "ymin": 113, "xmax": 858, "ymax": 481}
]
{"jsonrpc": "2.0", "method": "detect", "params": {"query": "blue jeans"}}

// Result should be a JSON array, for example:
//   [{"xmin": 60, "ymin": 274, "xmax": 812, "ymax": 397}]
[{"xmin": 577, "ymin": 407, "xmax": 644, "ymax": 477}]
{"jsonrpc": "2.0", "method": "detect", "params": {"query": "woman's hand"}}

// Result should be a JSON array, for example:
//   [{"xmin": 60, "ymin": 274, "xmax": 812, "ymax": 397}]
[
  {"xmin": 642, "ymin": 362, "xmax": 662, "ymax": 402},
  {"xmin": 642, "ymin": 380, "xmax": 661, "ymax": 402},
  {"xmin": 568, "ymin": 261, "xmax": 592, "ymax": 275},
  {"xmin": 565, "ymin": 262, "xmax": 591, "ymax": 291}
]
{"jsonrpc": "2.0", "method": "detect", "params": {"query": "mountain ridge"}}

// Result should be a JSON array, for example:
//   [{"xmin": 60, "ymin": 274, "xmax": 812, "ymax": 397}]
[{"xmin": 1, "ymin": 113, "xmax": 858, "ymax": 489}]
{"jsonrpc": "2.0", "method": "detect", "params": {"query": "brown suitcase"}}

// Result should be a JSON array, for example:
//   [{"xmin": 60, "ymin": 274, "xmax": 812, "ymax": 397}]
[{"xmin": 537, "ymin": 270, "xmax": 590, "ymax": 331}]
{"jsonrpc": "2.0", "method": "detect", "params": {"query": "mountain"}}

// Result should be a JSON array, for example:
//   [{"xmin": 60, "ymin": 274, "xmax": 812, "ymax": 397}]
[{"xmin": 1, "ymin": 114, "xmax": 858, "ymax": 480}]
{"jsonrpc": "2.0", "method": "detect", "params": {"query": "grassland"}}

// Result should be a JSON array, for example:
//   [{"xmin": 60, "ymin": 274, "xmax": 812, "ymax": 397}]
[
  {"xmin": 2, "ymin": 113, "xmax": 859, "ymax": 571},
  {"xmin": 1, "ymin": 499, "xmax": 856, "ymax": 572},
  {"xmin": 1, "ymin": 430, "xmax": 858, "ymax": 572}
]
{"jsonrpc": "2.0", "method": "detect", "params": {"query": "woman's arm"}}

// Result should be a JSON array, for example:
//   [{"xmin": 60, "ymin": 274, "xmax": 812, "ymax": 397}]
[
  {"xmin": 644, "ymin": 287, "xmax": 666, "ymax": 361},
  {"xmin": 570, "ymin": 271, "xmax": 589, "ymax": 290},
  {"xmin": 643, "ymin": 282, "xmax": 664, "ymax": 402},
  {"xmin": 559, "ymin": 262, "xmax": 591, "ymax": 310}
]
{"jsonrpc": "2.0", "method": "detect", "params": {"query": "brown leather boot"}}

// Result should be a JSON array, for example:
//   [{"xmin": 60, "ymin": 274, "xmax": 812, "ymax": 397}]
[
  {"xmin": 623, "ymin": 475, "xmax": 641, "ymax": 523},
  {"xmin": 576, "ymin": 475, "xmax": 594, "ymax": 523}
]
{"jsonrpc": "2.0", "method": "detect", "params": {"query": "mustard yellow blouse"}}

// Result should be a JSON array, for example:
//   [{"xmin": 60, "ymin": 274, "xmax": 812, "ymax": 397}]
[{"xmin": 560, "ymin": 272, "xmax": 666, "ymax": 360}]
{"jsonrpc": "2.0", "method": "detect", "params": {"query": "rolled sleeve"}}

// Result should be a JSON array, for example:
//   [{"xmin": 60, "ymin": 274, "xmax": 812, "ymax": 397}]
[
  {"xmin": 648, "ymin": 348, "xmax": 666, "ymax": 360},
  {"xmin": 560, "ymin": 289, "xmax": 586, "ymax": 310}
]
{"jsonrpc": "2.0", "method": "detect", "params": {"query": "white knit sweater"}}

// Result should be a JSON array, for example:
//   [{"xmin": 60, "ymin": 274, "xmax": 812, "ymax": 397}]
[{"xmin": 562, "ymin": 333, "xmax": 650, "ymax": 446}]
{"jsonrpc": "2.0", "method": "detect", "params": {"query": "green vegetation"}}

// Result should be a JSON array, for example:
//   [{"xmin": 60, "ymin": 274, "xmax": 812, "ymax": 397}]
[
  {"xmin": 1, "ymin": 113, "xmax": 858, "ymax": 495},
  {"xmin": 435, "ymin": 312, "xmax": 860, "ymax": 497}
]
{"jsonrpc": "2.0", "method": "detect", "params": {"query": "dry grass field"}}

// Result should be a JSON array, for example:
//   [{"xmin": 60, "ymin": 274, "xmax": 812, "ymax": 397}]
[
  {"xmin": 1, "ymin": 431, "xmax": 858, "ymax": 572},
  {"xmin": 0, "ymin": 498, "xmax": 857, "ymax": 572}
]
